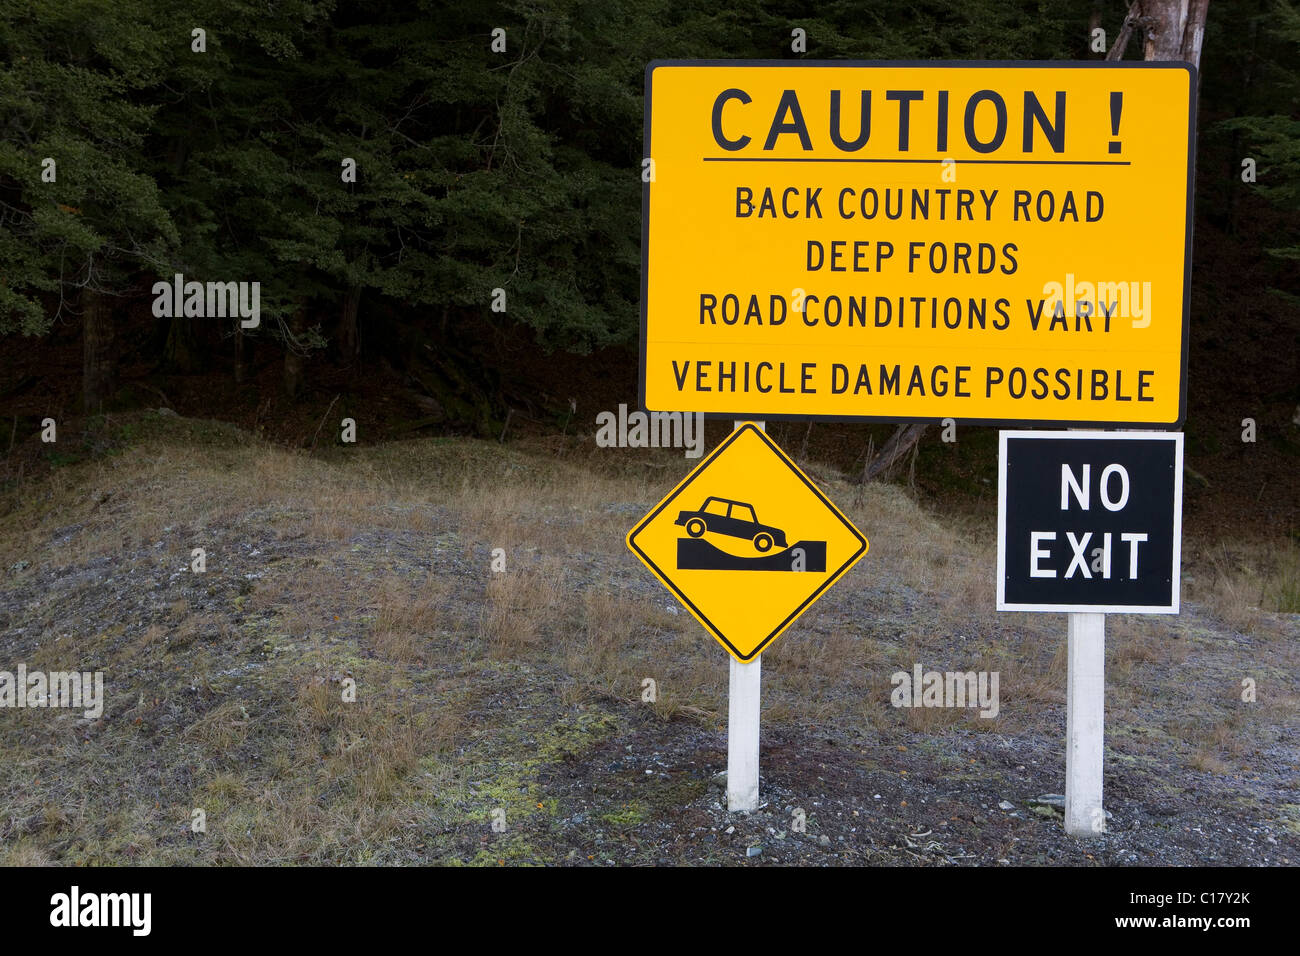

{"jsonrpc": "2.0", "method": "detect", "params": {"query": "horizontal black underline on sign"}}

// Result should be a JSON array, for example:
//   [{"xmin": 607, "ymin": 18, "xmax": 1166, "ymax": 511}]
[{"xmin": 701, "ymin": 156, "xmax": 1132, "ymax": 166}]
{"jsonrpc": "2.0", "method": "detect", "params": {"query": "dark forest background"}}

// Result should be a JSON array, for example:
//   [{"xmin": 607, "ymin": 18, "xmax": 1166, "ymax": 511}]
[{"xmin": 1, "ymin": 0, "xmax": 1297, "ymax": 537}]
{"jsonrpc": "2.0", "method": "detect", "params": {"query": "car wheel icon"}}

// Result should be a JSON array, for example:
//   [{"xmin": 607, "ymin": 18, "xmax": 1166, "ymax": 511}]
[
  {"xmin": 685, "ymin": 518, "xmax": 707, "ymax": 538},
  {"xmin": 752, "ymin": 532, "xmax": 774, "ymax": 553}
]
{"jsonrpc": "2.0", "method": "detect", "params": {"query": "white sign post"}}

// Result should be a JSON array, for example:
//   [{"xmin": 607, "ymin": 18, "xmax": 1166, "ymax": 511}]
[
  {"xmin": 727, "ymin": 654, "xmax": 761, "ymax": 812},
  {"xmin": 1065, "ymin": 611, "xmax": 1106, "ymax": 836},
  {"xmin": 727, "ymin": 419, "xmax": 763, "ymax": 813},
  {"xmin": 998, "ymin": 430, "xmax": 1183, "ymax": 837}
]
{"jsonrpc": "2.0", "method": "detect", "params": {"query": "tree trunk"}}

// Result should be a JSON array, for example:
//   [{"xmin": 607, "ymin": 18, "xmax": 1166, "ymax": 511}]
[
  {"xmin": 384, "ymin": 319, "xmax": 500, "ymax": 436},
  {"xmin": 283, "ymin": 305, "xmax": 308, "ymax": 401},
  {"xmin": 860, "ymin": 423, "xmax": 927, "ymax": 482},
  {"xmin": 1179, "ymin": 0, "xmax": 1209, "ymax": 69},
  {"xmin": 163, "ymin": 315, "xmax": 205, "ymax": 373},
  {"xmin": 234, "ymin": 321, "xmax": 248, "ymax": 385},
  {"xmin": 82, "ymin": 287, "xmax": 114, "ymax": 414},
  {"xmin": 338, "ymin": 285, "xmax": 361, "ymax": 367},
  {"xmin": 1143, "ymin": 0, "xmax": 1209, "ymax": 65},
  {"xmin": 1108, "ymin": 0, "xmax": 1209, "ymax": 68}
]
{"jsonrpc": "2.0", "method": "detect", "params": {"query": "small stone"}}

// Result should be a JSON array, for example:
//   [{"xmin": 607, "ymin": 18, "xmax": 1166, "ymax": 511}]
[
  {"xmin": 1030, "ymin": 794, "xmax": 1066, "ymax": 810},
  {"xmin": 998, "ymin": 800, "xmax": 1015, "ymax": 811},
  {"xmin": 818, "ymin": 835, "xmax": 830, "ymax": 847}
]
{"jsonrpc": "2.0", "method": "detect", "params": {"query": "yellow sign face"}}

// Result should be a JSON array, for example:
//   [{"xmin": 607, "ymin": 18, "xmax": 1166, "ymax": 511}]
[
  {"xmin": 641, "ymin": 61, "xmax": 1195, "ymax": 427},
  {"xmin": 626, "ymin": 424, "xmax": 868, "ymax": 661}
]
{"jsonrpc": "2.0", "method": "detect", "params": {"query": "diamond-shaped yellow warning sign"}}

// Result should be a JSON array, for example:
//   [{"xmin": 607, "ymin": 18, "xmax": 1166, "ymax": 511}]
[{"xmin": 627, "ymin": 423, "xmax": 868, "ymax": 661}]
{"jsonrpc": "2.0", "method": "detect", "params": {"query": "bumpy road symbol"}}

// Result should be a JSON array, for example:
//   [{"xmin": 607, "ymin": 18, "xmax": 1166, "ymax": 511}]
[{"xmin": 673, "ymin": 495, "xmax": 827, "ymax": 571}]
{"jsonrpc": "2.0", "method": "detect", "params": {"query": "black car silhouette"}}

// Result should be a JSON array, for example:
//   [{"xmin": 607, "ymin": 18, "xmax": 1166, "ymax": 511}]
[{"xmin": 674, "ymin": 496, "xmax": 787, "ymax": 552}]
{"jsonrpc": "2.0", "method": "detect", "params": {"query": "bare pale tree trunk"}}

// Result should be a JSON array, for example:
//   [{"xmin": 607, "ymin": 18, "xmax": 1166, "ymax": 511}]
[
  {"xmin": 1179, "ymin": 0, "xmax": 1209, "ymax": 67},
  {"xmin": 82, "ymin": 288, "xmax": 114, "ymax": 414},
  {"xmin": 1107, "ymin": 0, "xmax": 1209, "ymax": 68}
]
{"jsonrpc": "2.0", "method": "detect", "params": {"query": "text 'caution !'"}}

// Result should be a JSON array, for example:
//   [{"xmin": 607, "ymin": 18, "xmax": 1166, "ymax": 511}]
[{"xmin": 641, "ymin": 61, "xmax": 1195, "ymax": 427}]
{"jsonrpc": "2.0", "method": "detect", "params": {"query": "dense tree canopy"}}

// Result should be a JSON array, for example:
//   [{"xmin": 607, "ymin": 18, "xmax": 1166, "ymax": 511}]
[{"xmin": 0, "ymin": 0, "xmax": 1296, "ymax": 420}]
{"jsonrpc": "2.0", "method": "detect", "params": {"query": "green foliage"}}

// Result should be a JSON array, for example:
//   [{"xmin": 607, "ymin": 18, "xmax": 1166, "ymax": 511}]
[
  {"xmin": 0, "ymin": 0, "xmax": 179, "ymax": 333},
  {"xmin": 0, "ymin": 0, "xmax": 1297, "ymax": 356},
  {"xmin": 1210, "ymin": 0, "xmax": 1300, "ymax": 259}
]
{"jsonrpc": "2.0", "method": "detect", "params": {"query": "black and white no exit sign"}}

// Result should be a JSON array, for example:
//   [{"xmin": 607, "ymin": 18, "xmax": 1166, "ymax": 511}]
[{"xmin": 997, "ymin": 431, "xmax": 1183, "ymax": 613}]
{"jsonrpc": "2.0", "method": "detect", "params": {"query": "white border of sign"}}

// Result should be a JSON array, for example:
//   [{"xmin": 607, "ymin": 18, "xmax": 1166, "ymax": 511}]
[{"xmin": 996, "ymin": 430, "xmax": 1184, "ymax": 614}]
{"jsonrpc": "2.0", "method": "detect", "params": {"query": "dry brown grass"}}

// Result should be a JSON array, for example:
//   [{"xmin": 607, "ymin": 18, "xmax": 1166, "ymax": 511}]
[
  {"xmin": 550, "ymin": 586, "xmax": 718, "ymax": 719},
  {"xmin": 1017, "ymin": 640, "xmax": 1068, "ymax": 709},
  {"xmin": 0, "ymin": 841, "xmax": 54, "ymax": 866},
  {"xmin": 1108, "ymin": 616, "xmax": 1189, "ymax": 689},
  {"xmin": 183, "ymin": 699, "xmax": 254, "ymax": 756},
  {"xmin": 574, "ymin": 589, "xmax": 638, "ymax": 678},
  {"xmin": 477, "ymin": 559, "xmax": 566, "ymax": 655},
  {"xmin": 295, "ymin": 676, "xmax": 340, "ymax": 735},
  {"xmin": 1, "ymin": 413, "xmax": 1294, "ymax": 865},
  {"xmin": 1178, "ymin": 707, "xmax": 1250, "ymax": 776},
  {"xmin": 369, "ymin": 573, "xmax": 448, "ymax": 664},
  {"xmin": 1185, "ymin": 540, "xmax": 1300, "ymax": 633},
  {"xmin": 446, "ymin": 461, "xmax": 651, "ymax": 558},
  {"xmin": 1188, "ymin": 751, "xmax": 1234, "ymax": 774}
]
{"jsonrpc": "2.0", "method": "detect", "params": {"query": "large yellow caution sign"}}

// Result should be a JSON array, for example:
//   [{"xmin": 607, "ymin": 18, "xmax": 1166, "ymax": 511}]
[
  {"xmin": 640, "ymin": 61, "xmax": 1195, "ymax": 427},
  {"xmin": 627, "ymin": 424, "xmax": 868, "ymax": 661}
]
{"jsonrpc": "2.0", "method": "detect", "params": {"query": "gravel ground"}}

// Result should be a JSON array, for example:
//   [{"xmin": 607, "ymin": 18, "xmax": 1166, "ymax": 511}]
[{"xmin": 0, "ymin": 422, "xmax": 1296, "ymax": 865}]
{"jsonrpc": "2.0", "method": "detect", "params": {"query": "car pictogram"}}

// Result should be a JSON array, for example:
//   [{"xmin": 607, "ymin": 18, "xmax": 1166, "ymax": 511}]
[{"xmin": 674, "ymin": 496, "xmax": 788, "ymax": 552}]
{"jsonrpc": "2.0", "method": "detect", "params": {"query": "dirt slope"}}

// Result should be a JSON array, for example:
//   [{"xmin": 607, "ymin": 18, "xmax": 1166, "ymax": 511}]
[{"xmin": 0, "ymin": 413, "xmax": 1295, "ymax": 865}]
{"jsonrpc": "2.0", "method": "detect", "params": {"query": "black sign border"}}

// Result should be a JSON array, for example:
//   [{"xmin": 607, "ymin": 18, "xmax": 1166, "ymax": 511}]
[
  {"xmin": 995, "ymin": 429, "xmax": 1184, "ymax": 613},
  {"xmin": 638, "ymin": 59, "xmax": 1197, "ymax": 429}
]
